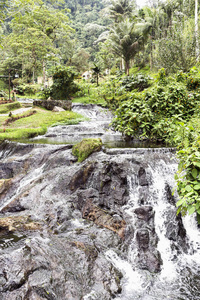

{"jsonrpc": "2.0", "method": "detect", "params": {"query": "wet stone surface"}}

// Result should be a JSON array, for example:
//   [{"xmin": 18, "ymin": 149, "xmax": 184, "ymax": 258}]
[{"xmin": 0, "ymin": 104, "xmax": 199, "ymax": 300}]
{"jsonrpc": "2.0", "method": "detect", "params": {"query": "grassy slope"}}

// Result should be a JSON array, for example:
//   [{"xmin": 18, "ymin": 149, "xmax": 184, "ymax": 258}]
[{"xmin": 0, "ymin": 107, "xmax": 85, "ymax": 141}]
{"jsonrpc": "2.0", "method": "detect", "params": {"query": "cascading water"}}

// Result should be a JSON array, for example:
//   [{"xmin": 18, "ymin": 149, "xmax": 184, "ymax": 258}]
[
  {"xmin": 104, "ymin": 150, "xmax": 200, "ymax": 300},
  {"xmin": 0, "ymin": 104, "xmax": 199, "ymax": 299}
]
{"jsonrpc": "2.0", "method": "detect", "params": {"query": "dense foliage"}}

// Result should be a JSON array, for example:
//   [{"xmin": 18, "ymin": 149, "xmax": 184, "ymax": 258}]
[{"xmin": 41, "ymin": 66, "xmax": 79, "ymax": 100}]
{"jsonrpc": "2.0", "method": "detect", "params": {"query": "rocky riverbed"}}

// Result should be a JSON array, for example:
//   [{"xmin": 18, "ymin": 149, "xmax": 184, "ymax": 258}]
[{"xmin": 0, "ymin": 104, "xmax": 199, "ymax": 300}]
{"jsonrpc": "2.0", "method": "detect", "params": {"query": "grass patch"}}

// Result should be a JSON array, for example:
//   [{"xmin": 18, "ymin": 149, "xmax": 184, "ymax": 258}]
[
  {"xmin": 0, "ymin": 107, "xmax": 85, "ymax": 141},
  {"xmin": 4, "ymin": 110, "xmax": 37, "ymax": 125},
  {"xmin": 72, "ymin": 95, "xmax": 106, "ymax": 106},
  {"xmin": 16, "ymin": 93, "xmax": 42, "ymax": 100},
  {"xmin": 0, "ymin": 102, "xmax": 22, "ymax": 114}
]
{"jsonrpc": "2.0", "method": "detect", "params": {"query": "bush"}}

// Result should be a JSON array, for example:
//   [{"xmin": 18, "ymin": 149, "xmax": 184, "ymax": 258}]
[
  {"xmin": 176, "ymin": 70, "xmax": 187, "ymax": 83},
  {"xmin": 0, "ymin": 90, "xmax": 8, "ymax": 99},
  {"xmin": 173, "ymin": 120, "xmax": 200, "ymax": 223},
  {"xmin": 112, "ymin": 82, "xmax": 199, "ymax": 140},
  {"xmin": 186, "ymin": 75, "xmax": 200, "ymax": 90},
  {"xmin": 120, "ymin": 73, "xmax": 152, "ymax": 92},
  {"xmin": 112, "ymin": 94, "xmax": 153, "ymax": 137},
  {"xmin": 39, "ymin": 87, "xmax": 52, "ymax": 100},
  {"xmin": 51, "ymin": 66, "xmax": 80, "ymax": 100},
  {"xmin": 16, "ymin": 84, "xmax": 40, "ymax": 95}
]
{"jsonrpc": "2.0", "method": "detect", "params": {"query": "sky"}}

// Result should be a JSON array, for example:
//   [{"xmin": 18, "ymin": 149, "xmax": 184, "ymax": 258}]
[{"xmin": 136, "ymin": 0, "xmax": 148, "ymax": 8}]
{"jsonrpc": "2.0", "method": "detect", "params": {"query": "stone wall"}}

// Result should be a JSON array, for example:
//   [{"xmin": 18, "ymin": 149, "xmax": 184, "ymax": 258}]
[{"xmin": 33, "ymin": 99, "xmax": 72, "ymax": 111}]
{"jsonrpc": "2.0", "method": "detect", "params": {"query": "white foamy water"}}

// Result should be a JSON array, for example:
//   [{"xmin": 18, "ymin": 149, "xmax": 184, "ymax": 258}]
[
  {"xmin": 0, "ymin": 163, "xmax": 45, "ymax": 212},
  {"xmin": 105, "ymin": 152, "xmax": 200, "ymax": 299},
  {"xmin": 105, "ymin": 249, "xmax": 144, "ymax": 298}
]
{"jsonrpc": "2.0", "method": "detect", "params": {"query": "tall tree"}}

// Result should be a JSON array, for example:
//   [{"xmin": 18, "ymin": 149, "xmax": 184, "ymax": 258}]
[
  {"xmin": 0, "ymin": 0, "xmax": 73, "ymax": 83},
  {"xmin": 109, "ymin": 0, "xmax": 136, "ymax": 22},
  {"xmin": 195, "ymin": 0, "xmax": 199, "ymax": 61},
  {"xmin": 108, "ymin": 18, "xmax": 151, "ymax": 75}
]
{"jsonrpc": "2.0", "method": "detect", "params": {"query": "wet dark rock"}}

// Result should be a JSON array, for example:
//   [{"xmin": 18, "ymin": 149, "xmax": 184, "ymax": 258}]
[
  {"xmin": 97, "ymin": 161, "xmax": 129, "ymax": 209},
  {"xmin": 138, "ymin": 167, "xmax": 149, "ymax": 186},
  {"xmin": 165, "ymin": 183, "xmax": 176, "ymax": 206},
  {"xmin": 165, "ymin": 208, "xmax": 188, "ymax": 253},
  {"xmin": 134, "ymin": 206, "xmax": 154, "ymax": 222},
  {"xmin": 33, "ymin": 100, "xmax": 71, "ymax": 111},
  {"xmin": 136, "ymin": 229, "xmax": 150, "ymax": 250},
  {"xmin": 68, "ymin": 162, "xmax": 96, "ymax": 192},
  {"xmin": 133, "ymin": 206, "xmax": 162, "ymax": 273},
  {"xmin": 137, "ymin": 251, "xmax": 162, "ymax": 273},
  {"xmin": 0, "ymin": 139, "xmax": 192, "ymax": 299},
  {"xmin": 82, "ymin": 200, "xmax": 126, "ymax": 238}
]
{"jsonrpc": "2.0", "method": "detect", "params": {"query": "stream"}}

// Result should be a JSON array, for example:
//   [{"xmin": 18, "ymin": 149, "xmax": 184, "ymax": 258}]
[{"xmin": 0, "ymin": 103, "xmax": 199, "ymax": 300}]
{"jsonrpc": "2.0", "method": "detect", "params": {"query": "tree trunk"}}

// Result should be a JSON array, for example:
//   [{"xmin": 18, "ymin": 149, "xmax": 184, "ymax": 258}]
[
  {"xmin": 96, "ymin": 73, "xmax": 99, "ymax": 86},
  {"xmin": 150, "ymin": 40, "xmax": 153, "ymax": 71},
  {"xmin": 195, "ymin": 0, "xmax": 199, "ymax": 62},
  {"xmin": 125, "ymin": 61, "xmax": 129, "ymax": 76},
  {"xmin": 43, "ymin": 60, "xmax": 46, "ymax": 86},
  {"xmin": 32, "ymin": 68, "xmax": 35, "ymax": 84}
]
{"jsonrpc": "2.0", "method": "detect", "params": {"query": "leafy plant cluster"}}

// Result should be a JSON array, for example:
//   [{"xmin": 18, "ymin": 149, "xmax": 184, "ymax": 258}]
[
  {"xmin": 120, "ymin": 73, "xmax": 152, "ymax": 92},
  {"xmin": 40, "ymin": 66, "xmax": 80, "ymax": 100},
  {"xmin": 173, "ymin": 120, "xmax": 200, "ymax": 223},
  {"xmin": 15, "ymin": 84, "xmax": 40, "ymax": 96},
  {"xmin": 0, "ymin": 90, "xmax": 8, "ymax": 100},
  {"xmin": 112, "ymin": 80, "xmax": 200, "ymax": 139}
]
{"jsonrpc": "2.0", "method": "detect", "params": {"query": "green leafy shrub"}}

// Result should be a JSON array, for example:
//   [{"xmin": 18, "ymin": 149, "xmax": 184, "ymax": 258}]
[
  {"xmin": 176, "ymin": 70, "xmax": 187, "ymax": 83},
  {"xmin": 51, "ymin": 66, "xmax": 80, "ymax": 100},
  {"xmin": 39, "ymin": 87, "xmax": 52, "ymax": 100},
  {"xmin": 156, "ymin": 68, "xmax": 167, "ymax": 85},
  {"xmin": 0, "ymin": 90, "xmax": 8, "ymax": 99},
  {"xmin": 72, "ymin": 138, "xmax": 102, "ymax": 162},
  {"xmin": 174, "ymin": 120, "xmax": 200, "ymax": 223},
  {"xmin": 112, "ymin": 82, "xmax": 199, "ymax": 141},
  {"xmin": 120, "ymin": 73, "xmax": 152, "ymax": 92},
  {"xmin": 16, "ymin": 84, "xmax": 40, "ymax": 95},
  {"xmin": 186, "ymin": 75, "xmax": 200, "ymax": 90},
  {"xmin": 146, "ymin": 83, "xmax": 197, "ymax": 119},
  {"xmin": 112, "ymin": 94, "xmax": 153, "ymax": 137}
]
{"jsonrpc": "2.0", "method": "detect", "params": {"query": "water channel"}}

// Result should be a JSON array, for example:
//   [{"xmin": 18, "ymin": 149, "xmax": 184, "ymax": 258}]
[{"xmin": 0, "ymin": 102, "xmax": 199, "ymax": 299}]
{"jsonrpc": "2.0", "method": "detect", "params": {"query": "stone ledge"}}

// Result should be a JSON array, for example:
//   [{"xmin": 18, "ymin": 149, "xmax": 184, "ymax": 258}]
[{"xmin": 33, "ymin": 99, "xmax": 72, "ymax": 111}]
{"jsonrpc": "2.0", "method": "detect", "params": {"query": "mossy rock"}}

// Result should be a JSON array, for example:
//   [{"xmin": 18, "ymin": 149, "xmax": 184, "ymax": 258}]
[{"xmin": 72, "ymin": 138, "xmax": 102, "ymax": 162}]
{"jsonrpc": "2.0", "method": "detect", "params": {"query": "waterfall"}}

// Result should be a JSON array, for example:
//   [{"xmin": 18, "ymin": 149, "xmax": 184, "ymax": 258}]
[
  {"xmin": 104, "ymin": 149, "xmax": 200, "ymax": 300},
  {"xmin": 0, "ymin": 105, "xmax": 199, "ymax": 299}
]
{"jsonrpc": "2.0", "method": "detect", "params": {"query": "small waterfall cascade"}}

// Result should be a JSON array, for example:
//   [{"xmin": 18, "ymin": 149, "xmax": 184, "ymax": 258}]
[
  {"xmin": 0, "ymin": 104, "xmax": 199, "ymax": 299},
  {"xmin": 104, "ymin": 149, "xmax": 200, "ymax": 300}
]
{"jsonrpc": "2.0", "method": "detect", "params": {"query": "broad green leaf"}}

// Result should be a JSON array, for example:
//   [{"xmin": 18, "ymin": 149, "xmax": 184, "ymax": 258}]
[
  {"xmin": 193, "ymin": 184, "xmax": 200, "ymax": 190},
  {"xmin": 188, "ymin": 206, "xmax": 196, "ymax": 215},
  {"xmin": 176, "ymin": 198, "xmax": 186, "ymax": 207},
  {"xmin": 185, "ymin": 185, "xmax": 192, "ymax": 192},
  {"xmin": 193, "ymin": 162, "xmax": 200, "ymax": 168},
  {"xmin": 195, "ymin": 202, "xmax": 200, "ymax": 209},
  {"xmin": 192, "ymin": 168, "xmax": 198, "ymax": 179}
]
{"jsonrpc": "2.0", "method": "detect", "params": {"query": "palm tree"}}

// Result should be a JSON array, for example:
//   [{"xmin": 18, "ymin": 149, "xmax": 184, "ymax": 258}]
[
  {"xmin": 109, "ymin": 0, "xmax": 136, "ymax": 23},
  {"xmin": 108, "ymin": 18, "xmax": 151, "ymax": 75}
]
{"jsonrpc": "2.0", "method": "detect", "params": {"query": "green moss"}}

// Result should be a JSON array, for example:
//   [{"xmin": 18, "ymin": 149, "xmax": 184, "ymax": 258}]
[{"xmin": 72, "ymin": 138, "xmax": 102, "ymax": 162}]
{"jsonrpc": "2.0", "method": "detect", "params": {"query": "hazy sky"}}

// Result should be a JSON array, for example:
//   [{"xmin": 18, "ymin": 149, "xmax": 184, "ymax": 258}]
[{"xmin": 136, "ymin": 0, "xmax": 148, "ymax": 8}]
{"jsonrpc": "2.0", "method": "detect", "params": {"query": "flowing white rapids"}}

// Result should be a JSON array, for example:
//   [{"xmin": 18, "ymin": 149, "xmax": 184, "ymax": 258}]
[{"xmin": 104, "ymin": 151, "xmax": 200, "ymax": 300}]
